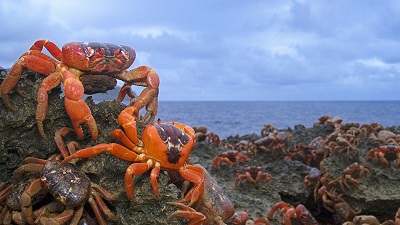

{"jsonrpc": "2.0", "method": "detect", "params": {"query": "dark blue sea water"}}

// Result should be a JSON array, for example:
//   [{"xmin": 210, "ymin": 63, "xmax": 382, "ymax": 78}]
[
  {"xmin": 151, "ymin": 101, "xmax": 400, "ymax": 139},
  {"xmin": 89, "ymin": 94, "xmax": 400, "ymax": 139}
]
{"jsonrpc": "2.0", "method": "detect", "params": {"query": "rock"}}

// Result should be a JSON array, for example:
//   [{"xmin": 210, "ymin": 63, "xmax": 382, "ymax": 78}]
[{"xmin": 0, "ymin": 70, "xmax": 183, "ymax": 225}]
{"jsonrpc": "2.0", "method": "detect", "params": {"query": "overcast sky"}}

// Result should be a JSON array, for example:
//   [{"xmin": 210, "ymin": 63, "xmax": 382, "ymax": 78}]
[{"xmin": 1, "ymin": 0, "xmax": 399, "ymax": 101}]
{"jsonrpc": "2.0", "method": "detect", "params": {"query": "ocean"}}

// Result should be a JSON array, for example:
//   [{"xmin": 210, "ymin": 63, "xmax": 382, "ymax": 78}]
[
  {"xmin": 142, "ymin": 101, "xmax": 400, "ymax": 139},
  {"xmin": 89, "ymin": 93, "xmax": 400, "ymax": 139}
]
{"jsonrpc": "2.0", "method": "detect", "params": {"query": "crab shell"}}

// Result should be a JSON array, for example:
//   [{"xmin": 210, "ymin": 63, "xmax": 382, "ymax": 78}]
[
  {"xmin": 41, "ymin": 160, "xmax": 91, "ymax": 208},
  {"xmin": 142, "ymin": 122, "xmax": 196, "ymax": 170},
  {"xmin": 62, "ymin": 42, "xmax": 136, "ymax": 73},
  {"xmin": 195, "ymin": 164, "xmax": 236, "ymax": 223}
]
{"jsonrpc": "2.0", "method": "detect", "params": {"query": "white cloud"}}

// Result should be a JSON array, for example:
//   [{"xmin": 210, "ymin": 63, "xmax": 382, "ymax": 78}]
[
  {"xmin": 356, "ymin": 58, "xmax": 395, "ymax": 70},
  {"xmin": 0, "ymin": 1, "xmax": 400, "ymax": 100}
]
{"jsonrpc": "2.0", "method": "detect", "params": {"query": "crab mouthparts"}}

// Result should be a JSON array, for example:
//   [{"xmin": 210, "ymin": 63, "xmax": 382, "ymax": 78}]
[{"xmin": 167, "ymin": 144, "xmax": 181, "ymax": 164}]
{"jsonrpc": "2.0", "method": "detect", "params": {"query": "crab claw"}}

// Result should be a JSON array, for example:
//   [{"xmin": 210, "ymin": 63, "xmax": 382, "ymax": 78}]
[
  {"xmin": 62, "ymin": 70, "xmax": 98, "ymax": 140},
  {"xmin": 117, "ymin": 106, "xmax": 141, "ymax": 145},
  {"xmin": 36, "ymin": 69, "xmax": 98, "ymax": 140},
  {"xmin": 167, "ymin": 202, "xmax": 206, "ymax": 225}
]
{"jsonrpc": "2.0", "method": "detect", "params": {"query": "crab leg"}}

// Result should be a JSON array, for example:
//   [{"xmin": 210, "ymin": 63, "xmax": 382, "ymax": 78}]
[
  {"xmin": 13, "ymin": 163, "xmax": 45, "ymax": 177},
  {"xmin": 37, "ymin": 207, "xmax": 75, "ymax": 225},
  {"xmin": 90, "ymin": 189, "xmax": 119, "ymax": 222},
  {"xmin": 36, "ymin": 69, "xmax": 63, "ymax": 139},
  {"xmin": 20, "ymin": 179, "xmax": 44, "ymax": 225},
  {"xmin": 62, "ymin": 70, "xmax": 97, "ymax": 140},
  {"xmin": 117, "ymin": 82, "xmax": 136, "ymax": 104},
  {"xmin": 0, "ymin": 205, "xmax": 11, "ymax": 224},
  {"xmin": 0, "ymin": 185, "xmax": 12, "ymax": 203},
  {"xmin": 110, "ymin": 128, "xmax": 141, "ymax": 152},
  {"xmin": 29, "ymin": 40, "xmax": 63, "ymax": 60},
  {"xmin": 54, "ymin": 127, "xmax": 76, "ymax": 158},
  {"xmin": 116, "ymin": 66, "xmax": 160, "ymax": 123},
  {"xmin": 61, "ymin": 143, "xmax": 147, "ymax": 164},
  {"xmin": 87, "ymin": 195, "xmax": 107, "ymax": 225},
  {"xmin": 0, "ymin": 51, "xmax": 57, "ymax": 111},
  {"xmin": 117, "ymin": 106, "xmax": 141, "ymax": 144},
  {"xmin": 167, "ymin": 202, "xmax": 206, "ymax": 225},
  {"xmin": 124, "ymin": 160, "xmax": 156, "ymax": 202},
  {"xmin": 267, "ymin": 201, "xmax": 290, "ymax": 219},
  {"xmin": 178, "ymin": 164, "xmax": 204, "ymax": 206}
]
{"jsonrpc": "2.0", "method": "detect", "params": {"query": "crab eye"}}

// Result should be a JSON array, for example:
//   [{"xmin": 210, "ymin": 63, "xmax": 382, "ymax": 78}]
[
  {"xmin": 120, "ymin": 49, "xmax": 129, "ymax": 60},
  {"xmin": 115, "ymin": 47, "xmax": 129, "ymax": 60},
  {"xmin": 84, "ymin": 46, "xmax": 95, "ymax": 58}
]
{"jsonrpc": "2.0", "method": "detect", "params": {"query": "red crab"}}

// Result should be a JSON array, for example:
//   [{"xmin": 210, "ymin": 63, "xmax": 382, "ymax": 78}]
[
  {"xmin": 234, "ymin": 166, "xmax": 272, "ymax": 188},
  {"xmin": 211, "ymin": 150, "xmax": 247, "ymax": 169},
  {"xmin": 329, "ymin": 162, "xmax": 371, "ymax": 192},
  {"xmin": 326, "ymin": 135, "xmax": 359, "ymax": 159},
  {"xmin": 365, "ymin": 145, "xmax": 400, "ymax": 168},
  {"xmin": 267, "ymin": 201, "xmax": 317, "ymax": 225},
  {"xmin": 192, "ymin": 126, "xmax": 222, "ymax": 147},
  {"xmin": 254, "ymin": 131, "xmax": 292, "ymax": 153},
  {"xmin": 321, "ymin": 189, "xmax": 361, "ymax": 222},
  {"xmin": 304, "ymin": 168, "xmax": 332, "ymax": 202},
  {"xmin": 234, "ymin": 140, "xmax": 257, "ymax": 158},
  {"xmin": 61, "ymin": 108, "xmax": 204, "ymax": 206},
  {"xmin": 0, "ymin": 40, "xmax": 159, "ymax": 140},
  {"xmin": 168, "ymin": 165, "xmax": 248, "ymax": 225},
  {"xmin": 12, "ymin": 155, "xmax": 118, "ymax": 225},
  {"xmin": 285, "ymin": 143, "xmax": 321, "ymax": 167},
  {"xmin": 370, "ymin": 130, "xmax": 400, "ymax": 145}
]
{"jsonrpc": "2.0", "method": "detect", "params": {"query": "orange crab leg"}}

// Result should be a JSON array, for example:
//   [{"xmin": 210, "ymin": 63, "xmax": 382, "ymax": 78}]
[
  {"xmin": 150, "ymin": 163, "xmax": 161, "ymax": 199},
  {"xmin": 267, "ymin": 201, "xmax": 291, "ymax": 219},
  {"xmin": 377, "ymin": 151, "xmax": 390, "ymax": 167},
  {"xmin": 61, "ymin": 143, "xmax": 146, "ymax": 164},
  {"xmin": 124, "ymin": 160, "xmax": 154, "ymax": 202},
  {"xmin": 29, "ymin": 40, "xmax": 63, "ymax": 60},
  {"xmin": 0, "ymin": 51, "xmax": 57, "ymax": 111},
  {"xmin": 245, "ymin": 171, "xmax": 257, "ymax": 184},
  {"xmin": 253, "ymin": 217, "xmax": 271, "ymax": 225},
  {"xmin": 62, "ymin": 70, "xmax": 98, "ymax": 140},
  {"xmin": 118, "ymin": 106, "xmax": 141, "ymax": 144},
  {"xmin": 36, "ymin": 70, "xmax": 63, "ymax": 139},
  {"xmin": 117, "ymin": 82, "xmax": 136, "ymax": 104},
  {"xmin": 283, "ymin": 208, "xmax": 296, "ymax": 225},
  {"xmin": 178, "ymin": 164, "xmax": 204, "ymax": 206},
  {"xmin": 116, "ymin": 66, "xmax": 160, "ymax": 123},
  {"xmin": 168, "ymin": 202, "xmax": 206, "ymax": 225},
  {"xmin": 110, "ymin": 129, "xmax": 140, "ymax": 152}
]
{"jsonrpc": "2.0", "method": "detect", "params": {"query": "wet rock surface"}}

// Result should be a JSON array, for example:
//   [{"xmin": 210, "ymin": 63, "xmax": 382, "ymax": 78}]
[{"xmin": 0, "ymin": 70, "xmax": 400, "ymax": 224}]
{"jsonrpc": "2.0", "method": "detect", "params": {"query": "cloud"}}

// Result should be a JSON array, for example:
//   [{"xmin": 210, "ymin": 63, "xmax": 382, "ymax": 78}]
[{"xmin": 0, "ymin": 0, "xmax": 399, "ymax": 100}]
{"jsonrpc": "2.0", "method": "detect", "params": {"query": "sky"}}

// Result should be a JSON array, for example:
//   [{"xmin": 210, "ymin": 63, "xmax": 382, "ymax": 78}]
[{"xmin": 1, "ymin": 0, "xmax": 400, "ymax": 101}]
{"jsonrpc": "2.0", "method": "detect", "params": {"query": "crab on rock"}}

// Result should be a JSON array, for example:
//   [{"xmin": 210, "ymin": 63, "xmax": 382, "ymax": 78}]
[
  {"xmin": 61, "ymin": 106, "xmax": 204, "ymax": 206},
  {"xmin": 328, "ymin": 162, "xmax": 371, "ymax": 192},
  {"xmin": 168, "ymin": 165, "xmax": 248, "ymax": 225},
  {"xmin": 267, "ymin": 201, "xmax": 317, "ymax": 225},
  {"xmin": 234, "ymin": 166, "xmax": 272, "ymax": 188},
  {"xmin": 365, "ymin": 145, "xmax": 400, "ymax": 168},
  {"xmin": 211, "ymin": 150, "xmax": 247, "ymax": 170},
  {"xmin": 4, "ymin": 154, "xmax": 119, "ymax": 225},
  {"xmin": 0, "ymin": 40, "xmax": 159, "ymax": 140}
]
